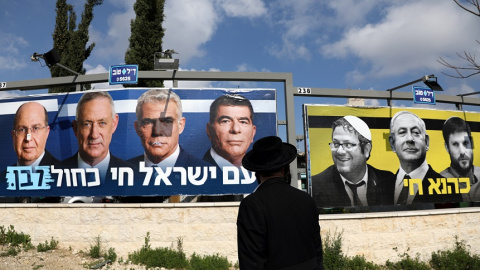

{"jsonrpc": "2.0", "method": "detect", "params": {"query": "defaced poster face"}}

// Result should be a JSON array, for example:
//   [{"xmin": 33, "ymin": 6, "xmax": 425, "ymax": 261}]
[
  {"xmin": 0, "ymin": 88, "xmax": 277, "ymax": 198},
  {"xmin": 305, "ymin": 105, "xmax": 480, "ymax": 208}
]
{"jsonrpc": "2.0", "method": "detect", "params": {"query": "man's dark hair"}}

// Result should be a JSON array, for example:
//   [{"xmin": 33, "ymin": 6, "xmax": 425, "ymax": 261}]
[
  {"xmin": 442, "ymin": 117, "xmax": 472, "ymax": 144},
  {"xmin": 209, "ymin": 94, "xmax": 254, "ymax": 123}
]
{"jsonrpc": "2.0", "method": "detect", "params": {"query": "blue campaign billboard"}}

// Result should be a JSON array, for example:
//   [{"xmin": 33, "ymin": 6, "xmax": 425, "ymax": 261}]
[{"xmin": 0, "ymin": 88, "xmax": 277, "ymax": 197}]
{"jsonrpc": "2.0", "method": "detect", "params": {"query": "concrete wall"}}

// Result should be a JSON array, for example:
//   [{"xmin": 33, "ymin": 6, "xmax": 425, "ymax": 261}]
[{"xmin": 0, "ymin": 203, "xmax": 479, "ymax": 265}]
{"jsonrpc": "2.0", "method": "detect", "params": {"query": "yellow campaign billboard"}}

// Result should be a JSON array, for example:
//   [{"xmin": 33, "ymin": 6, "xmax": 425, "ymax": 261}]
[{"xmin": 304, "ymin": 105, "xmax": 480, "ymax": 208}]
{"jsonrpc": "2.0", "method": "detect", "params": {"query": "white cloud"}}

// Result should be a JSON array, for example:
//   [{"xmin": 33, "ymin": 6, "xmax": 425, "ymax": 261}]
[
  {"xmin": 215, "ymin": 0, "xmax": 267, "ymax": 18},
  {"xmin": 0, "ymin": 56, "xmax": 27, "ymax": 70},
  {"xmin": 324, "ymin": 0, "xmax": 390, "ymax": 29},
  {"xmin": 265, "ymin": 0, "xmax": 319, "ymax": 60},
  {"xmin": 90, "ymin": 0, "xmax": 135, "ymax": 61},
  {"xmin": 269, "ymin": 37, "xmax": 310, "ymax": 60},
  {"xmin": 163, "ymin": 0, "xmax": 219, "ymax": 64},
  {"xmin": 321, "ymin": 0, "xmax": 480, "ymax": 79},
  {"xmin": 0, "ymin": 33, "xmax": 28, "ymax": 70}
]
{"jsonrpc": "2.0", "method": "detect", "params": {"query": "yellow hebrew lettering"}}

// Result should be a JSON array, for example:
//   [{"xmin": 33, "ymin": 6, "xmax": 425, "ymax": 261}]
[
  {"xmin": 428, "ymin": 178, "xmax": 442, "ymax": 195},
  {"xmin": 446, "ymin": 178, "xmax": 460, "ymax": 194},
  {"xmin": 410, "ymin": 178, "xmax": 423, "ymax": 195},
  {"xmin": 458, "ymin": 178, "xmax": 471, "ymax": 194},
  {"xmin": 441, "ymin": 178, "xmax": 449, "ymax": 194}
]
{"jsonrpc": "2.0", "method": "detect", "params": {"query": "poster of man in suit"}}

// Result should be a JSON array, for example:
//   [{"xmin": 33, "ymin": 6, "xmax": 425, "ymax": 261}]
[
  {"xmin": 305, "ymin": 105, "xmax": 475, "ymax": 208},
  {"xmin": 0, "ymin": 88, "xmax": 277, "ymax": 199}
]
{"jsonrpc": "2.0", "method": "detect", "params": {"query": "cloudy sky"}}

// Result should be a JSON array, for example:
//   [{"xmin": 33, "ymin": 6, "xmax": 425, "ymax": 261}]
[{"xmin": 1, "ymin": 0, "xmax": 480, "ymax": 137}]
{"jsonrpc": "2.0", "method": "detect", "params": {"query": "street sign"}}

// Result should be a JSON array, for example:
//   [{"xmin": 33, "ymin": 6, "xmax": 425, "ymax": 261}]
[
  {"xmin": 413, "ymin": 86, "xmax": 436, "ymax": 105},
  {"xmin": 109, "ymin": 64, "xmax": 138, "ymax": 85}
]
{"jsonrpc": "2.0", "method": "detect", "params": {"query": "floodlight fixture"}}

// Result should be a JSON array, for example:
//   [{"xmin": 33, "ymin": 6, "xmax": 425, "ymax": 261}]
[
  {"xmin": 386, "ymin": 74, "xmax": 443, "ymax": 92},
  {"xmin": 421, "ymin": 75, "xmax": 443, "ymax": 91},
  {"xmin": 30, "ymin": 48, "xmax": 80, "ymax": 76}
]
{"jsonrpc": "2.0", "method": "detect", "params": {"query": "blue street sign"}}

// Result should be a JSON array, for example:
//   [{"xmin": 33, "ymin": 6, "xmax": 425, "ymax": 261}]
[
  {"xmin": 413, "ymin": 86, "xmax": 436, "ymax": 105},
  {"xmin": 109, "ymin": 64, "xmax": 138, "ymax": 85}
]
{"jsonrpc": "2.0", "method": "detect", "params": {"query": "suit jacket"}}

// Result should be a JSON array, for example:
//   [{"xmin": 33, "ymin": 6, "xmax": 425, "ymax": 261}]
[
  {"xmin": 5, "ymin": 150, "xmax": 60, "ymax": 168},
  {"xmin": 311, "ymin": 164, "xmax": 394, "ymax": 208},
  {"xmin": 237, "ymin": 177, "xmax": 323, "ymax": 270},
  {"xmin": 383, "ymin": 165, "xmax": 464, "ymax": 205},
  {"xmin": 200, "ymin": 148, "xmax": 244, "ymax": 202},
  {"xmin": 203, "ymin": 148, "xmax": 218, "ymax": 167},
  {"xmin": 38, "ymin": 150, "xmax": 60, "ymax": 166},
  {"xmin": 2, "ymin": 150, "xmax": 60, "ymax": 181}
]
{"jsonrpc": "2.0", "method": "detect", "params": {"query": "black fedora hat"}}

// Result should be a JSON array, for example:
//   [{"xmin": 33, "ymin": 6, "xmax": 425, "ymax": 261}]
[{"xmin": 242, "ymin": 136, "xmax": 297, "ymax": 172}]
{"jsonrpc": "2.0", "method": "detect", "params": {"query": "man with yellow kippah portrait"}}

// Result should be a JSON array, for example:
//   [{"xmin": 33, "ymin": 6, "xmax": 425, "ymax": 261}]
[{"xmin": 312, "ymin": 115, "xmax": 394, "ymax": 208}]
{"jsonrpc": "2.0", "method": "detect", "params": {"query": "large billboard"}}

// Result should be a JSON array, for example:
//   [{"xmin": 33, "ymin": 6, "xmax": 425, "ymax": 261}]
[
  {"xmin": 305, "ymin": 105, "xmax": 480, "ymax": 208},
  {"xmin": 0, "ymin": 88, "xmax": 277, "ymax": 197}
]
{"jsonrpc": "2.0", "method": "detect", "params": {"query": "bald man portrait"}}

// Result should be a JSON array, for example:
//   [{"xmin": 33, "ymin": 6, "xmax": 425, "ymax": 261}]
[{"xmin": 1, "ymin": 102, "xmax": 60, "ymax": 203}]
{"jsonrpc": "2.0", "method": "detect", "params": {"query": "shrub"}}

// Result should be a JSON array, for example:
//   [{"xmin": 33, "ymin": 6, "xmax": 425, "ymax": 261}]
[
  {"xmin": 323, "ymin": 229, "xmax": 347, "ymax": 269},
  {"xmin": 322, "ymin": 229, "xmax": 381, "ymax": 270},
  {"xmin": 129, "ymin": 246, "xmax": 189, "ymax": 269},
  {"xmin": 0, "ymin": 225, "xmax": 34, "ymax": 253},
  {"xmin": 87, "ymin": 235, "xmax": 117, "ymax": 262},
  {"xmin": 128, "ymin": 233, "xmax": 188, "ymax": 269},
  {"xmin": 37, "ymin": 237, "xmax": 59, "ymax": 252},
  {"xmin": 188, "ymin": 252, "xmax": 231, "ymax": 270},
  {"xmin": 385, "ymin": 247, "xmax": 430, "ymax": 270},
  {"xmin": 89, "ymin": 236, "xmax": 102, "ymax": 258},
  {"xmin": 430, "ymin": 236, "xmax": 480, "ymax": 270}
]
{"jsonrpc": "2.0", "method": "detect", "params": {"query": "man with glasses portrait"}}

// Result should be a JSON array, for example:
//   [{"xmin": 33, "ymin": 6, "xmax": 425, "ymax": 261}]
[
  {"xmin": 1, "ymin": 102, "xmax": 60, "ymax": 203},
  {"xmin": 10, "ymin": 102, "xmax": 58, "ymax": 167},
  {"xmin": 311, "ymin": 115, "xmax": 394, "ymax": 208}
]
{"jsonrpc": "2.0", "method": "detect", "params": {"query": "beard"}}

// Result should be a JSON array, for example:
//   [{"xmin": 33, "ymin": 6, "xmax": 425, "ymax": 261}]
[{"xmin": 451, "ymin": 158, "xmax": 473, "ymax": 177}]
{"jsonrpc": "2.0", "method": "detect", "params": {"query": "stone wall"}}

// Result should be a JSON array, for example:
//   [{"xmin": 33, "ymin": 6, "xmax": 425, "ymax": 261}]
[{"xmin": 0, "ymin": 203, "xmax": 479, "ymax": 265}]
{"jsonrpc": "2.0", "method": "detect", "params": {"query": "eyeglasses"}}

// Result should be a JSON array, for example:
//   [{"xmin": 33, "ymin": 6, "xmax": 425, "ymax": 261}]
[
  {"xmin": 13, "ymin": 125, "xmax": 47, "ymax": 136},
  {"xmin": 329, "ymin": 142, "xmax": 358, "ymax": 151}
]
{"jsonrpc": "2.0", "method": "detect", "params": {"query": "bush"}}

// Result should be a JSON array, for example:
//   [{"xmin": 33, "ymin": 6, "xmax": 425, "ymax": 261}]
[
  {"xmin": 323, "ymin": 229, "xmax": 347, "ymax": 269},
  {"xmin": 430, "ymin": 236, "xmax": 480, "ymax": 270},
  {"xmin": 0, "ymin": 225, "xmax": 33, "ymax": 251},
  {"xmin": 385, "ymin": 247, "xmax": 430, "ymax": 270},
  {"xmin": 129, "ymin": 246, "xmax": 189, "ymax": 269},
  {"xmin": 188, "ymin": 252, "xmax": 231, "ymax": 270},
  {"xmin": 323, "ymin": 229, "xmax": 381, "ymax": 270},
  {"xmin": 87, "ymin": 236, "xmax": 117, "ymax": 262},
  {"xmin": 89, "ymin": 236, "xmax": 102, "ymax": 258},
  {"xmin": 128, "ymin": 233, "xmax": 189, "ymax": 269},
  {"xmin": 37, "ymin": 237, "xmax": 59, "ymax": 252}
]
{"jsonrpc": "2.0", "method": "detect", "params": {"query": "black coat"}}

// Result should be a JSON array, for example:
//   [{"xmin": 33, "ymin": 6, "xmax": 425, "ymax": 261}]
[{"xmin": 237, "ymin": 177, "xmax": 323, "ymax": 270}]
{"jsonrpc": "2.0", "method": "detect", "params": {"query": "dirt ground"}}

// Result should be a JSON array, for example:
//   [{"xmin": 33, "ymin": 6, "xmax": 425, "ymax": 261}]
[{"xmin": 0, "ymin": 247, "xmax": 149, "ymax": 270}]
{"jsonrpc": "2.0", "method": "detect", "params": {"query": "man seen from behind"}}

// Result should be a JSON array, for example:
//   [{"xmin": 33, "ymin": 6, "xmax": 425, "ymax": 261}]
[{"xmin": 237, "ymin": 136, "xmax": 323, "ymax": 269}]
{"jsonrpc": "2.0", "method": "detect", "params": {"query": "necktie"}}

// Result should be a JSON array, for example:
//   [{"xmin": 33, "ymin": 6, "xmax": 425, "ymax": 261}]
[
  {"xmin": 345, "ymin": 181, "xmax": 365, "ymax": 206},
  {"xmin": 397, "ymin": 174, "xmax": 410, "ymax": 204}
]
